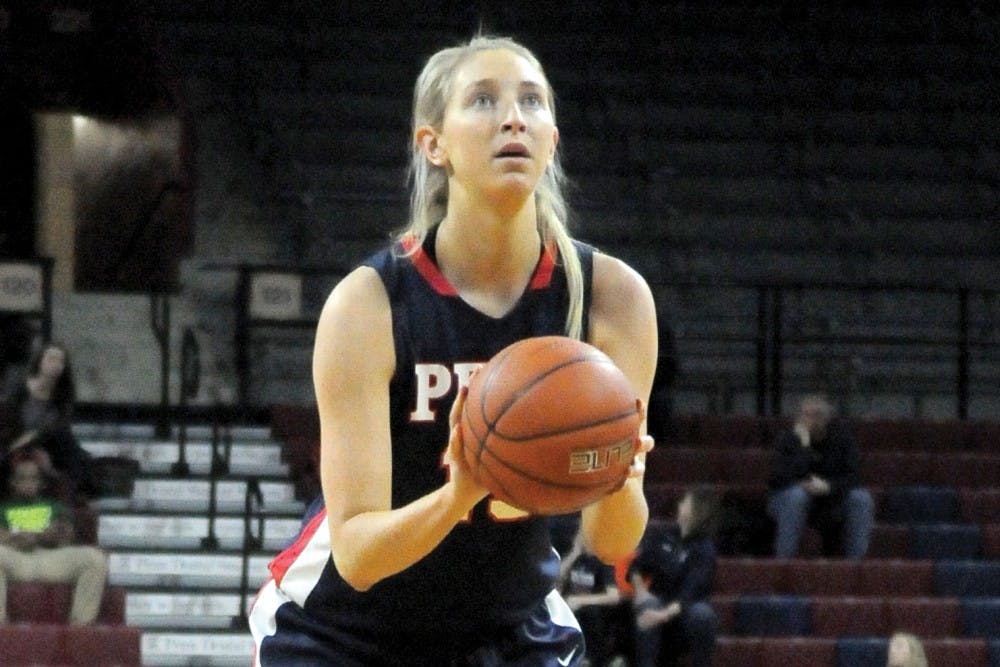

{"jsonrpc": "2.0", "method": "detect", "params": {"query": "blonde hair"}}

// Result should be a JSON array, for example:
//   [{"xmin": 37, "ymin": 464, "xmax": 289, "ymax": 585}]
[
  {"xmin": 887, "ymin": 632, "xmax": 928, "ymax": 667},
  {"xmin": 399, "ymin": 35, "xmax": 584, "ymax": 339}
]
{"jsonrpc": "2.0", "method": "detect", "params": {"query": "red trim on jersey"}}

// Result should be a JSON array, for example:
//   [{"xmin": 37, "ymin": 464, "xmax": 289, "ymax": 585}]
[
  {"xmin": 530, "ymin": 244, "xmax": 557, "ymax": 289},
  {"xmin": 403, "ymin": 234, "xmax": 558, "ymax": 295},
  {"xmin": 269, "ymin": 508, "xmax": 328, "ymax": 586},
  {"xmin": 408, "ymin": 239, "xmax": 458, "ymax": 296}
]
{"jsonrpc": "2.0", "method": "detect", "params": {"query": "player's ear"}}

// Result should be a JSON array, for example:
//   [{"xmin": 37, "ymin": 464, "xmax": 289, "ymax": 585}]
[{"xmin": 416, "ymin": 125, "xmax": 448, "ymax": 167}]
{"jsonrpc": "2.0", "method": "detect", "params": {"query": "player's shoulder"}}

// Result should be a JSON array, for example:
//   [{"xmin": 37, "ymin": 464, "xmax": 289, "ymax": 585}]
[
  {"xmin": 590, "ymin": 251, "xmax": 655, "ymax": 327},
  {"xmin": 316, "ymin": 264, "xmax": 391, "ymax": 343},
  {"xmin": 327, "ymin": 265, "xmax": 387, "ymax": 310},
  {"xmin": 591, "ymin": 251, "xmax": 652, "ymax": 298}
]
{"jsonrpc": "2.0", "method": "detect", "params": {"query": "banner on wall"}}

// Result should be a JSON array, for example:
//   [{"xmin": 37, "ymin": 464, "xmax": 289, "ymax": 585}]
[
  {"xmin": 249, "ymin": 272, "xmax": 303, "ymax": 321},
  {"xmin": 0, "ymin": 262, "xmax": 45, "ymax": 313}
]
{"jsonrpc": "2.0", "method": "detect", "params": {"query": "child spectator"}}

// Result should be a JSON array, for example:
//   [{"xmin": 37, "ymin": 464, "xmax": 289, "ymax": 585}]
[
  {"xmin": 629, "ymin": 486, "xmax": 720, "ymax": 667},
  {"xmin": 557, "ymin": 517, "xmax": 631, "ymax": 667},
  {"xmin": 0, "ymin": 448, "xmax": 108, "ymax": 624}
]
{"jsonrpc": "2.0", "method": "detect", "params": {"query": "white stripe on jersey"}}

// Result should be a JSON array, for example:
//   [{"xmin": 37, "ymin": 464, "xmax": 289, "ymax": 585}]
[
  {"xmin": 278, "ymin": 515, "xmax": 334, "ymax": 605},
  {"xmin": 249, "ymin": 515, "xmax": 332, "ymax": 665},
  {"xmin": 249, "ymin": 579, "xmax": 285, "ymax": 667},
  {"xmin": 544, "ymin": 588, "xmax": 582, "ymax": 632}
]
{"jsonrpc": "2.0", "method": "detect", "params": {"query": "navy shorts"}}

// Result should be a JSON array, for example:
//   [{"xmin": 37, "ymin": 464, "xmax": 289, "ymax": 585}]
[{"xmin": 251, "ymin": 581, "xmax": 584, "ymax": 667}]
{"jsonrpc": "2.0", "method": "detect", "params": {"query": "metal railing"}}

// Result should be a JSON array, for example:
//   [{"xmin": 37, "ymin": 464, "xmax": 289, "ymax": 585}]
[{"xmin": 660, "ymin": 280, "xmax": 998, "ymax": 418}]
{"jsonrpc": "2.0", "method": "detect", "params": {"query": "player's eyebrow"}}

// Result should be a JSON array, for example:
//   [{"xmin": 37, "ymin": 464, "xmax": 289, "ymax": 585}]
[{"xmin": 463, "ymin": 78, "xmax": 546, "ymax": 93}]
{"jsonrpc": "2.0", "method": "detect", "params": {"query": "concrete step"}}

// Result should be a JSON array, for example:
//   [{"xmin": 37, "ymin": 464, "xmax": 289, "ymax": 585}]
[
  {"xmin": 81, "ymin": 438, "xmax": 288, "ymax": 476},
  {"xmin": 92, "ymin": 478, "xmax": 303, "ymax": 513},
  {"xmin": 99, "ymin": 513, "xmax": 302, "ymax": 551},
  {"xmin": 108, "ymin": 550, "xmax": 275, "ymax": 589},
  {"xmin": 141, "ymin": 630, "xmax": 254, "ymax": 666},
  {"xmin": 126, "ymin": 591, "xmax": 255, "ymax": 629},
  {"xmin": 73, "ymin": 422, "xmax": 274, "ymax": 442}
]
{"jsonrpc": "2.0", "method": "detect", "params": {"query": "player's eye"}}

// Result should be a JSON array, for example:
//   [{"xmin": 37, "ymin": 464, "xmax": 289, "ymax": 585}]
[
  {"xmin": 522, "ymin": 93, "xmax": 543, "ymax": 108},
  {"xmin": 472, "ymin": 93, "xmax": 495, "ymax": 108}
]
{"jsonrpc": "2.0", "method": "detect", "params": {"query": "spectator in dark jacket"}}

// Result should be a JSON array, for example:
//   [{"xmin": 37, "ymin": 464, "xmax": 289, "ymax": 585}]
[
  {"xmin": 0, "ymin": 342, "xmax": 96, "ymax": 500},
  {"xmin": 767, "ymin": 394, "xmax": 874, "ymax": 558},
  {"xmin": 628, "ymin": 486, "xmax": 720, "ymax": 667}
]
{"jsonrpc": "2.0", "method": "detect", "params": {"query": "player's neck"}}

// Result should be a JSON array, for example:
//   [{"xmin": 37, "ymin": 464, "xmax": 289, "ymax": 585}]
[{"xmin": 435, "ymin": 213, "xmax": 540, "ymax": 317}]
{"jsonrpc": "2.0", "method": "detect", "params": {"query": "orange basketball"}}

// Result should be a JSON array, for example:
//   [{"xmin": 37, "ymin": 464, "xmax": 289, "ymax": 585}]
[{"xmin": 460, "ymin": 336, "xmax": 641, "ymax": 515}]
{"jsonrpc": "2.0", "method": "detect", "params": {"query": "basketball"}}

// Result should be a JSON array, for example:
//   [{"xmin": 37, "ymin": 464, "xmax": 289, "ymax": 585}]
[{"xmin": 460, "ymin": 336, "xmax": 641, "ymax": 515}]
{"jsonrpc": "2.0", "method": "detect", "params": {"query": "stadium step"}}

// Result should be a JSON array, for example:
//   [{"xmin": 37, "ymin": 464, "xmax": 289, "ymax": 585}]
[
  {"xmin": 141, "ymin": 630, "xmax": 254, "ymax": 667},
  {"xmin": 108, "ymin": 550, "xmax": 275, "ymax": 589},
  {"xmin": 125, "ymin": 591, "xmax": 255, "ymax": 629},
  {"xmin": 92, "ymin": 477, "xmax": 303, "ymax": 513},
  {"xmin": 73, "ymin": 421, "xmax": 275, "ymax": 443},
  {"xmin": 99, "ymin": 512, "xmax": 302, "ymax": 550},
  {"xmin": 81, "ymin": 438, "xmax": 288, "ymax": 476}
]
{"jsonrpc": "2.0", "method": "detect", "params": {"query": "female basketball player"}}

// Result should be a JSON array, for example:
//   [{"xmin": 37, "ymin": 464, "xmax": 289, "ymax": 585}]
[{"xmin": 250, "ymin": 34, "xmax": 658, "ymax": 666}]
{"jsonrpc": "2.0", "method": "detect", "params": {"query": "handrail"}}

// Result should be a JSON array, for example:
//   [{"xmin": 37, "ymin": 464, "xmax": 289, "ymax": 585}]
[
  {"xmin": 662, "ymin": 281, "xmax": 997, "ymax": 419},
  {"xmin": 234, "ymin": 476, "xmax": 265, "ymax": 629}
]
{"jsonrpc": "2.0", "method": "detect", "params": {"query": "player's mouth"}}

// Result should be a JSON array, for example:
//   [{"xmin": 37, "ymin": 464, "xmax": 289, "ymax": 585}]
[{"xmin": 495, "ymin": 143, "xmax": 530, "ymax": 159}]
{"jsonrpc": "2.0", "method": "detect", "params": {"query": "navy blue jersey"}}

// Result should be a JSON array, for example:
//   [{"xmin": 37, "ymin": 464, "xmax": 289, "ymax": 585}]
[{"xmin": 255, "ymin": 229, "xmax": 595, "ymax": 652}]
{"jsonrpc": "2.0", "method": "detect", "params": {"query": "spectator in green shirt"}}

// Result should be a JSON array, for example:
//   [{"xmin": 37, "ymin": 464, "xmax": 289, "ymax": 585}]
[{"xmin": 0, "ymin": 448, "xmax": 107, "ymax": 624}]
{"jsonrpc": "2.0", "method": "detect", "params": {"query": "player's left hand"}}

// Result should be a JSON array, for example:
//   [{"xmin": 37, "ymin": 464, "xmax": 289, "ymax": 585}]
[
  {"xmin": 627, "ymin": 435, "xmax": 654, "ymax": 480},
  {"xmin": 627, "ymin": 399, "xmax": 654, "ymax": 480}
]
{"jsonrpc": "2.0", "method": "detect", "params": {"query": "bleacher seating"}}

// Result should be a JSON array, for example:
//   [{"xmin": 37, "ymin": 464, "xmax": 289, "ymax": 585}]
[
  {"xmin": 2, "ymin": 582, "xmax": 140, "ymax": 665},
  {"xmin": 9, "ymin": 420, "xmax": 308, "ymax": 667},
  {"xmin": 651, "ymin": 413, "xmax": 1000, "ymax": 667}
]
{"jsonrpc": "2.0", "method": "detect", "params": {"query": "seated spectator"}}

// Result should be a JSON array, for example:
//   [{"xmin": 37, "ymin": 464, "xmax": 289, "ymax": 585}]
[
  {"xmin": 0, "ymin": 342, "xmax": 96, "ymax": 500},
  {"xmin": 556, "ymin": 518, "xmax": 631, "ymax": 667},
  {"xmin": 887, "ymin": 631, "xmax": 927, "ymax": 667},
  {"xmin": 767, "ymin": 394, "xmax": 874, "ymax": 559},
  {"xmin": 0, "ymin": 448, "xmax": 108, "ymax": 624},
  {"xmin": 629, "ymin": 486, "xmax": 720, "ymax": 667}
]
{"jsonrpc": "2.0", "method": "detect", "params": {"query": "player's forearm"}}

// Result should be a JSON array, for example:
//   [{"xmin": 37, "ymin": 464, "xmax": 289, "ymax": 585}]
[
  {"xmin": 581, "ymin": 477, "xmax": 648, "ymax": 564},
  {"xmin": 329, "ymin": 482, "xmax": 478, "ymax": 592}
]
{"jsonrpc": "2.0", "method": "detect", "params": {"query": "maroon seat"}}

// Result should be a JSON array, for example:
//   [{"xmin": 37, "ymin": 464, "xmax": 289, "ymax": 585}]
[
  {"xmin": 981, "ymin": 523, "xmax": 1000, "ymax": 558},
  {"xmin": 959, "ymin": 488, "xmax": 1000, "ymax": 524},
  {"xmin": 713, "ymin": 636, "xmax": 762, "ymax": 667},
  {"xmin": 710, "ymin": 594, "xmax": 739, "ymax": 634},
  {"xmin": 8, "ymin": 582, "xmax": 126, "ymax": 624},
  {"xmin": 929, "ymin": 453, "xmax": 1000, "ymax": 488},
  {"xmin": 8, "ymin": 581, "xmax": 72, "ymax": 623},
  {"xmin": 0, "ymin": 623, "xmax": 65, "ymax": 664},
  {"xmin": 968, "ymin": 420, "xmax": 1000, "ymax": 451},
  {"xmin": 811, "ymin": 596, "xmax": 886, "ymax": 637},
  {"xmin": 885, "ymin": 597, "xmax": 961, "ymax": 639},
  {"xmin": 868, "ymin": 524, "xmax": 911, "ymax": 558},
  {"xmin": 61, "ymin": 623, "xmax": 142, "ymax": 666},
  {"xmin": 853, "ymin": 419, "xmax": 919, "ymax": 451},
  {"xmin": 759, "ymin": 638, "xmax": 836, "ymax": 666},
  {"xmin": 858, "ymin": 559, "xmax": 934, "ymax": 596},
  {"xmin": 99, "ymin": 586, "xmax": 128, "ymax": 624},
  {"xmin": 922, "ymin": 638, "xmax": 989, "ymax": 667},
  {"xmin": 714, "ymin": 558, "xmax": 787, "ymax": 594},
  {"xmin": 723, "ymin": 447, "xmax": 771, "ymax": 485},
  {"xmin": 649, "ymin": 446, "xmax": 727, "ymax": 484},
  {"xmin": 862, "ymin": 451, "xmax": 933, "ymax": 486},
  {"xmin": 785, "ymin": 559, "xmax": 859, "ymax": 596}
]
